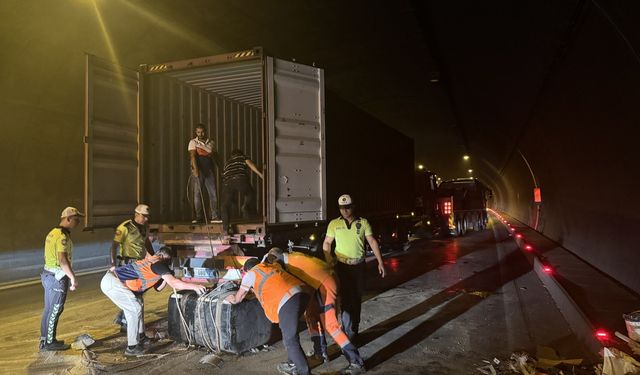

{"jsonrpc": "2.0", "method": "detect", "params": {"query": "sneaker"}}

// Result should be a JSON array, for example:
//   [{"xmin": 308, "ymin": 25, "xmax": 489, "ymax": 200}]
[
  {"xmin": 124, "ymin": 344, "xmax": 145, "ymax": 357},
  {"xmin": 210, "ymin": 218, "xmax": 223, "ymax": 223},
  {"xmin": 306, "ymin": 349, "xmax": 329, "ymax": 363},
  {"xmin": 340, "ymin": 363, "xmax": 365, "ymax": 375},
  {"xmin": 41, "ymin": 340, "xmax": 70, "ymax": 352},
  {"xmin": 138, "ymin": 334, "xmax": 151, "ymax": 346},
  {"xmin": 276, "ymin": 361, "xmax": 298, "ymax": 375}
]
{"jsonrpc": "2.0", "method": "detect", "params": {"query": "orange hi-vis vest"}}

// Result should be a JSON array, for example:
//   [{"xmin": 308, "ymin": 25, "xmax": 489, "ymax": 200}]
[
  {"xmin": 286, "ymin": 252, "xmax": 333, "ymax": 290},
  {"xmin": 251, "ymin": 263, "xmax": 305, "ymax": 323},
  {"xmin": 125, "ymin": 256, "xmax": 163, "ymax": 292}
]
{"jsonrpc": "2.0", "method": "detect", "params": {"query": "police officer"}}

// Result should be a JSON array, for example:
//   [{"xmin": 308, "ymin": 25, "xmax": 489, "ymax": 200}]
[
  {"xmin": 101, "ymin": 246, "xmax": 206, "ymax": 356},
  {"xmin": 39, "ymin": 206, "xmax": 84, "ymax": 351},
  {"xmin": 266, "ymin": 247, "xmax": 365, "ymax": 375},
  {"xmin": 322, "ymin": 194, "xmax": 385, "ymax": 340},
  {"xmin": 109, "ymin": 204, "xmax": 155, "ymax": 329},
  {"xmin": 226, "ymin": 258, "xmax": 310, "ymax": 375}
]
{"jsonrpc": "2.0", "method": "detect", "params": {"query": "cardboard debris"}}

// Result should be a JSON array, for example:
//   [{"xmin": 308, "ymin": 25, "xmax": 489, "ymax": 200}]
[
  {"xmin": 536, "ymin": 346, "xmax": 582, "ymax": 369},
  {"xmin": 602, "ymin": 347, "xmax": 640, "ymax": 375},
  {"xmin": 199, "ymin": 353, "xmax": 224, "ymax": 367},
  {"xmin": 71, "ymin": 333, "xmax": 95, "ymax": 350}
]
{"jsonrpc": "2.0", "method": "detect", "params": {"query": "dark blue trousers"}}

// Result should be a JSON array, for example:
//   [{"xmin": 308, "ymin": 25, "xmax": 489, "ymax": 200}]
[
  {"xmin": 278, "ymin": 292, "xmax": 310, "ymax": 375},
  {"xmin": 40, "ymin": 271, "xmax": 69, "ymax": 344}
]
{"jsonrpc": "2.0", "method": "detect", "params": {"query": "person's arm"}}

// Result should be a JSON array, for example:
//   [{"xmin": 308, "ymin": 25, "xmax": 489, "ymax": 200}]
[
  {"xmin": 322, "ymin": 235, "xmax": 335, "ymax": 265},
  {"xmin": 245, "ymin": 159, "xmax": 263, "ymax": 179},
  {"xmin": 365, "ymin": 234, "xmax": 385, "ymax": 278},
  {"xmin": 161, "ymin": 274, "xmax": 206, "ymax": 294},
  {"xmin": 58, "ymin": 251, "xmax": 77, "ymax": 290},
  {"xmin": 189, "ymin": 149, "xmax": 199, "ymax": 177},
  {"xmin": 144, "ymin": 237, "xmax": 154, "ymax": 256},
  {"xmin": 225, "ymin": 286, "xmax": 250, "ymax": 304},
  {"xmin": 154, "ymin": 279, "xmax": 167, "ymax": 292},
  {"xmin": 109, "ymin": 241, "xmax": 120, "ymax": 270}
]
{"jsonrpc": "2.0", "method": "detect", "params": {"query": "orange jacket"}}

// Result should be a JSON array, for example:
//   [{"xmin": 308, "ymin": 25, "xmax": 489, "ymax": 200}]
[
  {"xmin": 250, "ymin": 263, "xmax": 305, "ymax": 323},
  {"xmin": 125, "ymin": 256, "xmax": 163, "ymax": 292},
  {"xmin": 285, "ymin": 252, "xmax": 333, "ymax": 289}
]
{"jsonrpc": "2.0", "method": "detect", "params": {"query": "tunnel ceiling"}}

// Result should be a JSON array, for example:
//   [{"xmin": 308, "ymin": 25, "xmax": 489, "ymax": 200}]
[{"xmin": 64, "ymin": 0, "xmax": 639, "ymax": 182}]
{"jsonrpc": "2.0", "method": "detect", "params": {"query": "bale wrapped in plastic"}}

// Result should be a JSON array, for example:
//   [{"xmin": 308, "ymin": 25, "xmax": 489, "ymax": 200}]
[{"xmin": 168, "ymin": 282, "xmax": 273, "ymax": 354}]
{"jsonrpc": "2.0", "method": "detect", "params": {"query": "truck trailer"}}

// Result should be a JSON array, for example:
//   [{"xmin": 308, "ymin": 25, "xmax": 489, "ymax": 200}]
[
  {"xmin": 84, "ymin": 47, "xmax": 414, "ymax": 278},
  {"xmin": 436, "ymin": 178, "xmax": 490, "ymax": 236}
]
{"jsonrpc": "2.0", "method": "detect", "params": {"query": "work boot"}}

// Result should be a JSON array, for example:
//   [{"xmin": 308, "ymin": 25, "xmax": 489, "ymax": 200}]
[
  {"xmin": 340, "ymin": 363, "xmax": 365, "ymax": 375},
  {"xmin": 276, "ymin": 361, "xmax": 299, "ymax": 375},
  {"xmin": 124, "ymin": 344, "xmax": 145, "ymax": 357},
  {"xmin": 306, "ymin": 349, "xmax": 329, "ymax": 364},
  {"xmin": 41, "ymin": 340, "xmax": 70, "ymax": 352}
]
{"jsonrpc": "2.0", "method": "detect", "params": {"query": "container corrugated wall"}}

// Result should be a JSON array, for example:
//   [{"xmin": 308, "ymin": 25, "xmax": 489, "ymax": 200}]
[{"xmin": 142, "ymin": 74, "xmax": 263, "ymax": 223}]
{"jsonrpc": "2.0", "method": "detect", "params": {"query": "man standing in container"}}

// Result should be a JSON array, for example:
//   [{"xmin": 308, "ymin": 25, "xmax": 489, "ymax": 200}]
[
  {"xmin": 101, "ymin": 246, "xmax": 206, "ymax": 356},
  {"xmin": 39, "ymin": 206, "xmax": 84, "ymax": 351},
  {"xmin": 322, "ymin": 194, "xmax": 385, "ymax": 340},
  {"xmin": 188, "ymin": 124, "xmax": 221, "ymax": 224},
  {"xmin": 110, "ymin": 204, "xmax": 155, "ymax": 330},
  {"xmin": 220, "ymin": 149, "xmax": 263, "ymax": 234},
  {"xmin": 226, "ymin": 257, "xmax": 310, "ymax": 375}
]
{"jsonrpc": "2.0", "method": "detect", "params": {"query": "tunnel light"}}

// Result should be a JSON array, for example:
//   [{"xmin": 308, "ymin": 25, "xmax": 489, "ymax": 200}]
[
  {"xmin": 524, "ymin": 244, "xmax": 533, "ymax": 251},
  {"xmin": 542, "ymin": 266, "xmax": 553, "ymax": 274},
  {"xmin": 463, "ymin": 155, "xmax": 470, "ymax": 161},
  {"xmin": 595, "ymin": 329, "xmax": 609, "ymax": 340}
]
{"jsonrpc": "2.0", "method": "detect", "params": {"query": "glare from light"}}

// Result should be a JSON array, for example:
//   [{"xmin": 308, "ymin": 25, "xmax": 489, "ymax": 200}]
[
  {"xmin": 309, "ymin": 234, "xmax": 316, "ymax": 241},
  {"xmin": 463, "ymin": 155, "xmax": 470, "ymax": 161},
  {"xmin": 418, "ymin": 164, "xmax": 424, "ymax": 170},
  {"xmin": 468, "ymin": 169, "xmax": 473, "ymax": 173}
]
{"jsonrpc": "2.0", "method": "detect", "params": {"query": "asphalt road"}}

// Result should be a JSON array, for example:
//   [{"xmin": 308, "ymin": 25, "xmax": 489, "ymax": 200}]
[{"xmin": 0, "ymin": 218, "xmax": 592, "ymax": 374}]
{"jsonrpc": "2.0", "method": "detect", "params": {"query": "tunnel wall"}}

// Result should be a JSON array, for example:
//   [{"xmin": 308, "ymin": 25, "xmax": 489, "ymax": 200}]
[
  {"xmin": 0, "ymin": 1, "xmax": 235, "ymax": 283},
  {"xmin": 498, "ymin": 2, "xmax": 640, "ymax": 293}
]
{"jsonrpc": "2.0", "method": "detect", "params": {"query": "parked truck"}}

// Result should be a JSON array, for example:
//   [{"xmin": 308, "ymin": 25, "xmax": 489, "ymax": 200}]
[
  {"xmin": 84, "ymin": 47, "xmax": 414, "ymax": 279},
  {"xmin": 436, "ymin": 178, "xmax": 490, "ymax": 236}
]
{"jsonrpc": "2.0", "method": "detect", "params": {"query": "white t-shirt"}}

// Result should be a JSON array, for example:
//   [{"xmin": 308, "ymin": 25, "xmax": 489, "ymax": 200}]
[{"xmin": 187, "ymin": 137, "xmax": 214, "ymax": 156}]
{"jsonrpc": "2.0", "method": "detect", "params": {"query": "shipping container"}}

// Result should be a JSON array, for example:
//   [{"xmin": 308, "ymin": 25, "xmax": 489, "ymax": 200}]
[{"xmin": 84, "ymin": 47, "xmax": 414, "ymax": 257}]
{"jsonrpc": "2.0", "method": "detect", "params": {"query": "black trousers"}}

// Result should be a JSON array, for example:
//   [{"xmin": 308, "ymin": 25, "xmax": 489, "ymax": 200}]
[
  {"xmin": 221, "ymin": 180, "xmax": 255, "ymax": 231},
  {"xmin": 40, "ymin": 271, "xmax": 69, "ymax": 344},
  {"xmin": 335, "ymin": 261, "xmax": 366, "ymax": 339},
  {"xmin": 278, "ymin": 292, "xmax": 310, "ymax": 375}
]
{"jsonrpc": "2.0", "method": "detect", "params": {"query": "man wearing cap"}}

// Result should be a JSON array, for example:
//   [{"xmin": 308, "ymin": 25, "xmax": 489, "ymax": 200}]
[
  {"xmin": 226, "ymin": 258, "xmax": 310, "ymax": 375},
  {"xmin": 39, "ymin": 206, "xmax": 84, "ymax": 351},
  {"xmin": 322, "ymin": 194, "xmax": 385, "ymax": 340},
  {"xmin": 266, "ymin": 247, "xmax": 365, "ymax": 375},
  {"xmin": 188, "ymin": 124, "xmax": 221, "ymax": 224},
  {"xmin": 101, "ymin": 246, "xmax": 207, "ymax": 356},
  {"xmin": 109, "ymin": 204, "xmax": 155, "ymax": 329}
]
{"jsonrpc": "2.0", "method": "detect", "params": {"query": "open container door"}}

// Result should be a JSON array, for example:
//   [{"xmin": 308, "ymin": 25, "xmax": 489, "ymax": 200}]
[
  {"xmin": 266, "ymin": 57, "xmax": 326, "ymax": 224},
  {"xmin": 84, "ymin": 54, "xmax": 140, "ymax": 229}
]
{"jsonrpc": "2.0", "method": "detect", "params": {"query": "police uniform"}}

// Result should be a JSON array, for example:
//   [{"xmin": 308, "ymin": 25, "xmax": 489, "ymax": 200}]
[
  {"xmin": 114, "ymin": 219, "xmax": 149, "ymax": 265},
  {"xmin": 40, "ymin": 227, "xmax": 73, "ymax": 346},
  {"xmin": 326, "ymin": 215, "xmax": 373, "ymax": 339}
]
